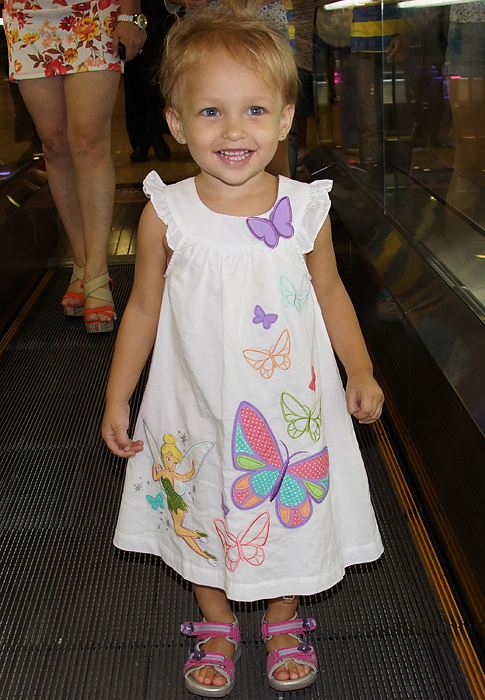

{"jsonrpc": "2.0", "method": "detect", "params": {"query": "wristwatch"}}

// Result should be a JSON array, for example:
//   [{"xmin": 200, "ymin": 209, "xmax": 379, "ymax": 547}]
[{"xmin": 117, "ymin": 13, "xmax": 148, "ymax": 30}]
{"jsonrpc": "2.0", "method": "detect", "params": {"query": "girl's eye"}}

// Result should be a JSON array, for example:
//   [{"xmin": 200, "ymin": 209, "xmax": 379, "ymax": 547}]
[
  {"xmin": 201, "ymin": 107, "xmax": 219, "ymax": 117},
  {"xmin": 248, "ymin": 106, "xmax": 264, "ymax": 116}
]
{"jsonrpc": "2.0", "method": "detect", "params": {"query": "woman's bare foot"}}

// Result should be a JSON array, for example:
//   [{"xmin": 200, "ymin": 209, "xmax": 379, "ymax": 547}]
[
  {"xmin": 84, "ymin": 281, "xmax": 116, "ymax": 324},
  {"xmin": 61, "ymin": 278, "xmax": 84, "ymax": 310}
]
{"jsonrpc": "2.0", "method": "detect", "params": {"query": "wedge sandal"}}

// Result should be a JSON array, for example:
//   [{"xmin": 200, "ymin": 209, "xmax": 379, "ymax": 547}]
[{"xmin": 62, "ymin": 263, "xmax": 84, "ymax": 317}]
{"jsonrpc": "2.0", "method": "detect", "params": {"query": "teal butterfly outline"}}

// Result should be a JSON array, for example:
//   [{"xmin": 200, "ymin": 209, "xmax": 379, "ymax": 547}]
[{"xmin": 280, "ymin": 275, "xmax": 309, "ymax": 313}]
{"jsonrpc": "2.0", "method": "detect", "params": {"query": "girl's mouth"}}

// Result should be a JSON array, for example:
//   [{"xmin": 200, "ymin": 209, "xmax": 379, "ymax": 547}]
[{"xmin": 217, "ymin": 149, "xmax": 252, "ymax": 162}]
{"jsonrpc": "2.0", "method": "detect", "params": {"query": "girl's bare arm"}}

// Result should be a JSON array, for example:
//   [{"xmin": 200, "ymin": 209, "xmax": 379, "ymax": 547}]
[
  {"xmin": 306, "ymin": 216, "xmax": 384, "ymax": 423},
  {"xmin": 102, "ymin": 202, "xmax": 168, "ymax": 456}
]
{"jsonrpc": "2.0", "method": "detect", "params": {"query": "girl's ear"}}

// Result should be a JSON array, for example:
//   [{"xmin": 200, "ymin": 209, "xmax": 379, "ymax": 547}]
[
  {"xmin": 279, "ymin": 103, "xmax": 295, "ymax": 141},
  {"xmin": 166, "ymin": 108, "xmax": 186, "ymax": 144}
]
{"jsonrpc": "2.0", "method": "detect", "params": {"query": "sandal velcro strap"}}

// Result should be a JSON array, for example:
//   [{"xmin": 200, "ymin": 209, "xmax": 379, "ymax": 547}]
[
  {"xmin": 261, "ymin": 616, "xmax": 316, "ymax": 640},
  {"xmin": 183, "ymin": 651, "xmax": 236, "ymax": 681},
  {"xmin": 180, "ymin": 620, "xmax": 241, "ymax": 643},
  {"xmin": 267, "ymin": 645, "xmax": 318, "ymax": 676}
]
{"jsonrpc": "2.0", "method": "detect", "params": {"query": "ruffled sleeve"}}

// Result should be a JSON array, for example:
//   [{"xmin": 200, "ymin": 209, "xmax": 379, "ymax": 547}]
[
  {"xmin": 143, "ymin": 171, "xmax": 179, "ymax": 250},
  {"xmin": 299, "ymin": 179, "xmax": 333, "ymax": 254}
]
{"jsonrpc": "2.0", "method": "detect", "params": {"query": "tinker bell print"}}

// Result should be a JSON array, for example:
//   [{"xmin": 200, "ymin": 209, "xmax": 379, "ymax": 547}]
[{"xmin": 143, "ymin": 420, "xmax": 218, "ymax": 565}]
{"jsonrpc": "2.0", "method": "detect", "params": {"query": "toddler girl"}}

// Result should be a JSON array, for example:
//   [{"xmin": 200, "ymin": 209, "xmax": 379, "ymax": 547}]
[{"xmin": 102, "ymin": 1, "xmax": 384, "ymax": 695}]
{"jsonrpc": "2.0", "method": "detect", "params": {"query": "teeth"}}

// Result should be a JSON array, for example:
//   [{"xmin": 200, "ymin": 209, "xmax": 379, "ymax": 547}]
[{"xmin": 219, "ymin": 150, "xmax": 251, "ymax": 161}]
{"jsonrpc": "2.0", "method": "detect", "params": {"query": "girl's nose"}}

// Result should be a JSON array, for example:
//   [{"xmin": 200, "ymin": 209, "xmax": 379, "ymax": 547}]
[{"xmin": 222, "ymin": 117, "xmax": 246, "ymax": 141}]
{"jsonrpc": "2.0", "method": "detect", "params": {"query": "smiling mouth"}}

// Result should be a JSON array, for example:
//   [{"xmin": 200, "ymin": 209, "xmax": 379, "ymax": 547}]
[{"xmin": 217, "ymin": 149, "xmax": 252, "ymax": 162}]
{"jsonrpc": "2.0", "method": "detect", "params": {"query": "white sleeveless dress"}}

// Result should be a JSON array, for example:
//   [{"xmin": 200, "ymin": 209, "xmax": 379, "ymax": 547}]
[{"xmin": 113, "ymin": 172, "xmax": 383, "ymax": 602}]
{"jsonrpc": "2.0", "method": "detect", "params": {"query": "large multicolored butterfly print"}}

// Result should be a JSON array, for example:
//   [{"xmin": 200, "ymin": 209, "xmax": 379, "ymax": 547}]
[
  {"xmin": 243, "ymin": 329, "xmax": 291, "ymax": 379},
  {"xmin": 213, "ymin": 511, "xmax": 270, "ymax": 572},
  {"xmin": 246, "ymin": 197, "xmax": 294, "ymax": 249},
  {"xmin": 231, "ymin": 402, "xmax": 329, "ymax": 528}
]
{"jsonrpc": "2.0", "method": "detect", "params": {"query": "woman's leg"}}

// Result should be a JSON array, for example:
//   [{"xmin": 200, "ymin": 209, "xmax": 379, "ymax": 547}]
[
  {"xmin": 64, "ymin": 70, "xmax": 121, "ymax": 322},
  {"xmin": 265, "ymin": 596, "xmax": 312, "ymax": 681},
  {"xmin": 19, "ymin": 76, "xmax": 86, "ymax": 306},
  {"xmin": 191, "ymin": 584, "xmax": 236, "ymax": 688}
]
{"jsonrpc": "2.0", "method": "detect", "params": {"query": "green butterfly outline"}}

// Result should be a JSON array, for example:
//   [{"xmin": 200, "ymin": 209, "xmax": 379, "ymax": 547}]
[{"xmin": 280, "ymin": 392, "xmax": 322, "ymax": 443}]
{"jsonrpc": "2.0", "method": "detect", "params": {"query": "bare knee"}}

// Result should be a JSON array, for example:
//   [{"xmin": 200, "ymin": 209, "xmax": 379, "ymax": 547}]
[
  {"xmin": 41, "ymin": 129, "xmax": 71, "ymax": 164},
  {"xmin": 68, "ymin": 123, "xmax": 111, "ymax": 163}
]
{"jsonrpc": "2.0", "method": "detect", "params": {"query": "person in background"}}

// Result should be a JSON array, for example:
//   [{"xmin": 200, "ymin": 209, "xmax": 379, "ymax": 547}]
[
  {"xmin": 315, "ymin": 0, "xmax": 359, "ymax": 153},
  {"xmin": 124, "ymin": 0, "xmax": 174, "ymax": 163},
  {"xmin": 350, "ymin": 0, "xmax": 427, "ymax": 186},
  {"xmin": 444, "ymin": 1, "xmax": 485, "ymax": 228},
  {"xmin": 2, "ymin": 0, "xmax": 145, "ymax": 332}
]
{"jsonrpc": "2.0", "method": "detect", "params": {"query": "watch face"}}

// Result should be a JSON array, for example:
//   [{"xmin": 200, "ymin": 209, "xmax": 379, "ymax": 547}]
[{"xmin": 137, "ymin": 14, "xmax": 148, "ymax": 29}]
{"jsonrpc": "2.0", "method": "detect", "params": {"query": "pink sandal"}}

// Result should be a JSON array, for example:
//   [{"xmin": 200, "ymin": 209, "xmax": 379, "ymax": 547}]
[
  {"xmin": 181, "ymin": 618, "xmax": 240, "ymax": 697},
  {"xmin": 261, "ymin": 615, "xmax": 318, "ymax": 691}
]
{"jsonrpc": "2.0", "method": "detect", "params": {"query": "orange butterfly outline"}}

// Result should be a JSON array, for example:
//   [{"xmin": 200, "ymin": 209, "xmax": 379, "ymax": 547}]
[{"xmin": 243, "ymin": 328, "xmax": 291, "ymax": 379}]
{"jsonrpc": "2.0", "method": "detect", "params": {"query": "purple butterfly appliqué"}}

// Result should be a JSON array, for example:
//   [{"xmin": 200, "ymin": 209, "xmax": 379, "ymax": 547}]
[
  {"xmin": 253, "ymin": 305, "xmax": 278, "ymax": 330},
  {"xmin": 246, "ymin": 197, "xmax": 294, "ymax": 249}
]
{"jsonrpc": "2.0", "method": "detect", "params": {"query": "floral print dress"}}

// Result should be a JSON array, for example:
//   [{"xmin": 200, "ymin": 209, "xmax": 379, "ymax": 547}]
[{"xmin": 3, "ymin": 0, "xmax": 122, "ymax": 80}]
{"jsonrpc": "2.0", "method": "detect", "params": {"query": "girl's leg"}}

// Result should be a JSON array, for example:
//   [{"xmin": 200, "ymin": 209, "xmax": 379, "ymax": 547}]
[
  {"xmin": 191, "ymin": 584, "xmax": 236, "ymax": 688},
  {"xmin": 19, "ymin": 77, "xmax": 86, "ymax": 306},
  {"xmin": 265, "ymin": 596, "xmax": 312, "ymax": 682},
  {"xmin": 63, "ymin": 70, "xmax": 121, "ymax": 323}
]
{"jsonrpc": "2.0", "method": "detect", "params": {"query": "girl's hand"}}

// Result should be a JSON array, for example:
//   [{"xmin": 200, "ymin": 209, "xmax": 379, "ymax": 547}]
[
  {"xmin": 102, "ymin": 402, "xmax": 144, "ymax": 457},
  {"xmin": 112, "ymin": 21, "xmax": 146, "ymax": 62},
  {"xmin": 346, "ymin": 373, "xmax": 384, "ymax": 424}
]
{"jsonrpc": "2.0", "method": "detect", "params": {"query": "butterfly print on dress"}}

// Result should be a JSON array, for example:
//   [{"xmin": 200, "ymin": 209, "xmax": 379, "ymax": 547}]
[
  {"xmin": 214, "ymin": 511, "xmax": 270, "ymax": 571},
  {"xmin": 253, "ymin": 305, "xmax": 278, "ymax": 330},
  {"xmin": 231, "ymin": 402, "xmax": 329, "ymax": 528},
  {"xmin": 243, "ymin": 329, "xmax": 291, "ymax": 379},
  {"xmin": 246, "ymin": 197, "xmax": 294, "ymax": 248},
  {"xmin": 280, "ymin": 276, "xmax": 309, "ymax": 313}
]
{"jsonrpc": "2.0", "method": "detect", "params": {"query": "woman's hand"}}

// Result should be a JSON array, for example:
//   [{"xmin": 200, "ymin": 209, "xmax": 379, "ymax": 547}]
[
  {"xmin": 346, "ymin": 373, "xmax": 384, "ymax": 424},
  {"xmin": 112, "ymin": 21, "xmax": 146, "ymax": 62},
  {"xmin": 102, "ymin": 401, "xmax": 144, "ymax": 457}
]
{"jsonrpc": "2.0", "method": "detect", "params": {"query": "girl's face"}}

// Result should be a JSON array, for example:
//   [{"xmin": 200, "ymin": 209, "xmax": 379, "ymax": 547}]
[{"xmin": 167, "ymin": 52, "xmax": 294, "ymax": 190}]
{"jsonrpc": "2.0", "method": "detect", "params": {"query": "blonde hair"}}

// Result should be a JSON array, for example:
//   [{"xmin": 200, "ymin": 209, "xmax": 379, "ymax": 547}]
[
  {"xmin": 159, "ymin": 0, "xmax": 298, "ymax": 114},
  {"xmin": 160, "ymin": 433, "xmax": 182, "ymax": 461}
]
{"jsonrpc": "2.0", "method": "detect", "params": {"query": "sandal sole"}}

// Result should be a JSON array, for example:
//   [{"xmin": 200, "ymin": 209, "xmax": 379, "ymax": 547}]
[
  {"xmin": 63, "ymin": 306, "xmax": 84, "ymax": 318},
  {"xmin": 85, "ymin": 320, "xmax": 114, "ymax": 334}
]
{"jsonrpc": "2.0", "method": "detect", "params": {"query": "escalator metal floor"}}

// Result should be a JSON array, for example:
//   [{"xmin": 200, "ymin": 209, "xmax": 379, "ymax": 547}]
[{"xmin": 0, "ymin": 266, "xmax": 474, "ymax": 700}]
